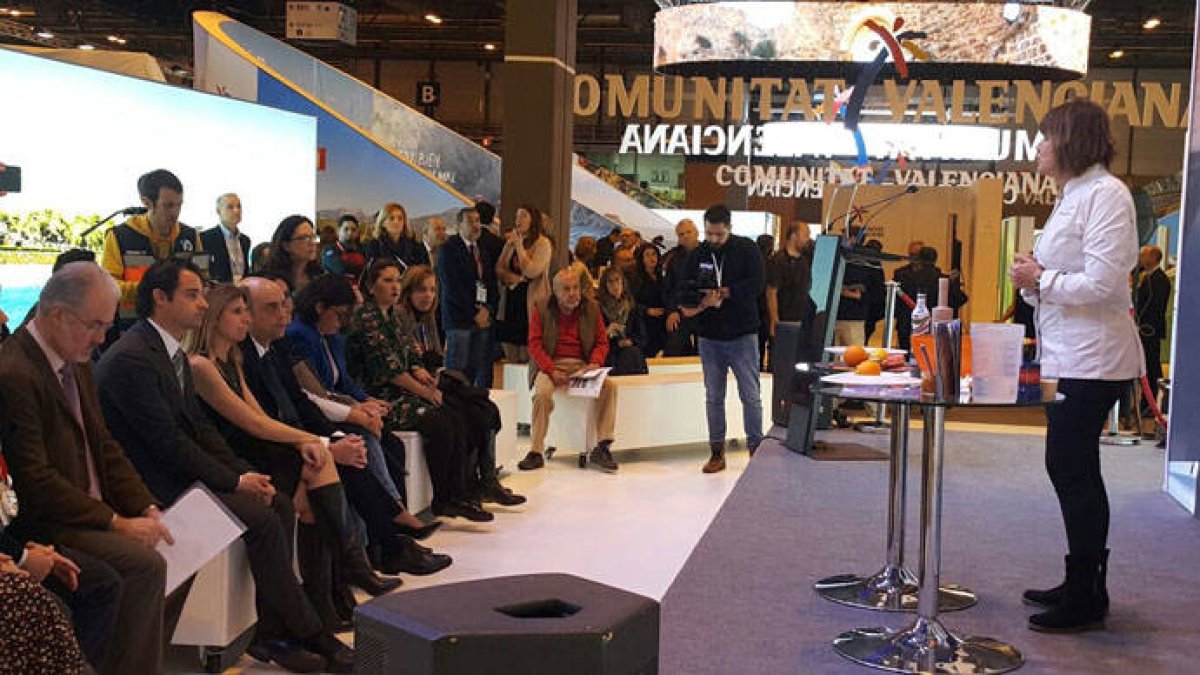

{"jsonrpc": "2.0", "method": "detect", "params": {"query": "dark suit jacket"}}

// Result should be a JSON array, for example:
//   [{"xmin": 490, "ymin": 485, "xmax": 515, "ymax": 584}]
[
  {"xmin": 240, "ymin": 338, "xmax": 335, "ymax": 437},
  {"xmin": 0, "ymin": 329, "xmax": 156, "ymax": 541},
  {"xmin": 95, "ymin": 320, "xmax": 251, "ymax": 505},
  {"xmin": 438, "ymin": 235, "xmax": 491, "ymax": 331},
  {"xmin": 284, "ymin": 319, "xmax": 369, "ymax": 402},
  {"xmin": 1135, "ymin": 268, "xmax": 1171, "ymax": 339},
  {"xmin": 200, "ymin": 226, "xmax": 251, "ymax": 284},
  {"xmin": 477, "ymin": 229, "xmax": 503, "ymax": 312}
]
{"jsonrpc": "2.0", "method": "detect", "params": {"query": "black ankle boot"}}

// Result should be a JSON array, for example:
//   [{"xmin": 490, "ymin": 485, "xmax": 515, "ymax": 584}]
[
  {"xmin": 297, "ymin": 523, "xmax": 351, "ymax": 633},
  {"xmin": 1024, "ymin": 549, "xmax": 1109, "ymax": 615},
  {"xmin": 1028, "ymin": 553, "xmax": 1107, "ymax": 633}
]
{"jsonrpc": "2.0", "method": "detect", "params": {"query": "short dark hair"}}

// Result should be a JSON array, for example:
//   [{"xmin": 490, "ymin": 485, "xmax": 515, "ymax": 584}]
[
  {"xmin": 703, "ymin": 204, "xmax": 732, "ymax": 227},
  {"xmin": 136, "ymin": 259, "xmax": 203, "ymax": 319},
  {"xmin": 457, "ymin": 207, "xmax": 477, "ymax": 224},
  {"xmin": 338, "ymin": 214, "xmax": 359, "ymax": 227},
  {"xmin": 475, "ymin": 201, "xmax": 496, "ymax": 225},
  {"xmin": 52, "ymin": 248, "xmax": 96, "ymax": 272},
  {"xmin": 918, "ymin": 246, "xmax": 938, "ymax": 264},
  {"xmin": 137, "ymin": 169, "xmax": 183, "ymax": 205},
  {"xmin": 1039, "ymin": 98, "xmax": 1116, "ymax": 177},
  {"xmin": 294, "ymin": 274, "xmax": 355, "ymax": 325}
]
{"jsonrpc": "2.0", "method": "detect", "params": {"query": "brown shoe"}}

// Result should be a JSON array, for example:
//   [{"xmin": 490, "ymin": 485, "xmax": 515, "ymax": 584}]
[{"xmin": 702, "ymin": 452, "xmax": 726, "ymax": 474}]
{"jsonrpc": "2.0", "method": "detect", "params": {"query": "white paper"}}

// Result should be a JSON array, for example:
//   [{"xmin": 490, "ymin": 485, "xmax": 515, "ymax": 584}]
[
  {"xmin": 567, "ymin": 366, "xmax": 612, "ymax": 398},
  {"xmin": 156, "ymin": 483, "xmax": 247, "ymax": 594}
]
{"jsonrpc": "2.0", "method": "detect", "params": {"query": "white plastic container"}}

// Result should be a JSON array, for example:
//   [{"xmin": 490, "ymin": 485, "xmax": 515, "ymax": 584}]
[{"xmin": 970, "ymin": 323, "xmax": 1025, "ymax": 403}]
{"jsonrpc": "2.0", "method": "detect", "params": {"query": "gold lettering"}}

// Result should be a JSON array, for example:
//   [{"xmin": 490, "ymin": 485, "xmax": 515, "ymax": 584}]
[
  {"xmin": 693, "ymin": 77, "xmax": 728, "ymax": 122},
  {"xmin": 949, "ymin": 80, "xmax": 973, "ymax": 124},
  {"xmin": 1107, "ymin": 81, "xmax": 1141, "ymax": 126},
  {"xmin": 574, "ymin": 74, "xmax": 600, "ymax": 117},
  {"xmin": 978, "ymin": 80, "xmax": 1010, "ymax": 125},
  {"xmin": 914, "ymin": 80, "xmax": 947, "ymax": 123},
  {"xmin": 1142, "ymin": 82, "xmax": 1182, "ymax": 128},
  {"xmin": 606, "ymin": 74, "xmax": 649, "ymax": 118},
  {"xmin": 1089, "ymin": 80, "xmax": 1108, "ymax": 106},
  {"xmin": 730, "ymin": 78, "xmax": 747, "ymax": 120},
  {"xmin": 652, "ymin": 75, "xmax": 684, "ymax": 119},
  {"xmin": 1052, "ymin": 81, "xmax": 1088, "ymax": 107},
  {"xmin": 782, "ymin": 79, "xmax": 819, "ymax": 120},
  {"xmin": 885, "ymin": 80, "xmax": 917, "ymax": 122},
  {"xmin": 1014, "ymin": 80, "xmax": 1052, "ymax": 125},
  {"xmin": 750, "ymin": 78, "xmax": 782, "ymax": 122}
]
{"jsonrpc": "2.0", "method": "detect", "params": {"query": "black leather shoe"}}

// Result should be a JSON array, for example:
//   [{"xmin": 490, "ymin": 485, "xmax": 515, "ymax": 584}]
[
  {"xmin": 480, "ymin": 476, "xmax": 527, "ymax": 506},
  {"xmin": 588, "ymin": 443, "xmax": 618, "ymax": 472},
  {"xmin": 247, "ymin": 639, "xmax": 326, "ymax": 673},
  {"xmin": 517, "ymin": 451, "xmax": 545, "ymax": 471},
  {"xmin": 432, "ymin": 500, "xmax": 496, "ymax": 522},
  {"xmin": 382, "ymin": 535, "xmax": 453, "ymax": 576},
  {"xmin": 395, "ymin": 520, "xmax": 442, "ymax": 540},
  {"xmin": 304, "ymin": 632, "xmax": 354, "ymax": 673}
]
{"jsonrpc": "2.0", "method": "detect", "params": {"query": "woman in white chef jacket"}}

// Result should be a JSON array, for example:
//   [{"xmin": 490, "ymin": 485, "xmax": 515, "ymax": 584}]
[{"xmin": 1010, "ymin": 98, "xmax": 1144, "ymax": 634}]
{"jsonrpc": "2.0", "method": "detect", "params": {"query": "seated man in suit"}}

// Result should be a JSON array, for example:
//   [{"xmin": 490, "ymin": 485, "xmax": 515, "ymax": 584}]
[
  {"xmin": 200, "ymin": 193, "xmax": 251, "ymax": 284},
  {"xmin": 0, "ymin": 261, "xmax": 171, "ymax": 674},
  {"xmin": 95, "ymin": 260, "xmax": 353, "ymax": 673}
]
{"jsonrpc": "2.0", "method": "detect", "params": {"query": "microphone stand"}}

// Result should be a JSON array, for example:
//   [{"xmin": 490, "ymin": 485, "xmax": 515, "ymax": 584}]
[{"xmin": 79, "ymin": 207, "xmax": 140, "ymax": 245}]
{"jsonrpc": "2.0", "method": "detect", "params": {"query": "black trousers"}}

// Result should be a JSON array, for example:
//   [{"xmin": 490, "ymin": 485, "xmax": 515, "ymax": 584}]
[
  {"xmin": 1045, "ymin": 379, "xmax": 1130, "ymax": 557},
  {"xmin": 411, "ymin": 406, "xmax": 473, "ymax": 504},
  {"xmin": 217, "ymin": 491, "xmax": 323, "ymax": 642},
  {"xmin": 1141, "ymin": 336, "xmax": 1163, "ymax": 399}
]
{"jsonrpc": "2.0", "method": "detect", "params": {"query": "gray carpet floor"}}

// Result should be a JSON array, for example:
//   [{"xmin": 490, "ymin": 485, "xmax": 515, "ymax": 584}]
[{"xmin": 661, "ymin": 428, "xmax": 1200, "ymax": 674}]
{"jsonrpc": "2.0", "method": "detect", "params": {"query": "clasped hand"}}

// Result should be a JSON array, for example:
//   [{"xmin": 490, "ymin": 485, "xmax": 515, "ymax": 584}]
[{"xmin": 1010, "ymin": 252, "xmax": 1044, "ymax": 290}]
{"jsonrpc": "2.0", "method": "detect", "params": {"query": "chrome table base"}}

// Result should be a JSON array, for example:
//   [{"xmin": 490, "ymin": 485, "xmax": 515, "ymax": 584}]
[
  {"xmin": 834, "ymin": 617, "xmax": 1023, "ymax": 674},
  {"xmin": 814, "ymin": 565, "xmax": 975, "ymax": 612}
]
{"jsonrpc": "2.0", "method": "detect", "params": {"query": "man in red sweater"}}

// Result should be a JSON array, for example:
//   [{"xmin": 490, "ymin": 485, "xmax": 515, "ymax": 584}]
[{"xmin": 519, "ymin": 269, "xmax": 618, "ymax": 472}]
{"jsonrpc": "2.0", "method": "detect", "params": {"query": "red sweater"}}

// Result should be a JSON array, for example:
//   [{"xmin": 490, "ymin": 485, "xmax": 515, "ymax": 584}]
[{"xmin": 529, "ymin": 305, "xmax": 608, "ymax": 374}]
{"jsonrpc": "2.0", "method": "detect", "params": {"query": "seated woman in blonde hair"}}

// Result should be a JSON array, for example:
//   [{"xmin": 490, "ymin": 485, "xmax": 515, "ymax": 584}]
[{"xmin": 187, "ymin": 286, "xmax": 416, "ymax": 628}]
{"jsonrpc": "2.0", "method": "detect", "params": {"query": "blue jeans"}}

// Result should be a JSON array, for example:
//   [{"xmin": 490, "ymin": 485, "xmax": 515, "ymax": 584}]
[
  {"xmin": 698, "ymin": 334, "xmax": 763, "ymax": 448},
  {"xmin": 445, "ymin": 326, "xmax": 493, "ymax": 389}
]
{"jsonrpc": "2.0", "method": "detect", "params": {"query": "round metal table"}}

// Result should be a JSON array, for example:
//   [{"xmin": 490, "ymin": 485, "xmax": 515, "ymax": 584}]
[{"xmin": 818, "ymin": 383, "xmax": 1059, "ymax": 675}]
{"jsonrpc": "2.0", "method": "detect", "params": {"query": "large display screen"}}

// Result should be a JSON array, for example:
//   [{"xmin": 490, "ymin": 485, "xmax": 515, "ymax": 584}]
[
  {"xmin": 655, "ymin": 1, "xmax": 1090, "ymax": 80},
  {"xmin": 0, "ymin": 46, "xmax": 317, "ymax": 323}
]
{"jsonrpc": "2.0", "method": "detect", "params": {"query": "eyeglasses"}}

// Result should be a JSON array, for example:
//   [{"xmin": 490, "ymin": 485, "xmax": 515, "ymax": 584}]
[
  {"xmin": 62, "ymin": 307, "xmax": 113, "ymax": 335},
  {"xmin": 290, "ymin": 234, "xmax": 319, "ymax": 243}
]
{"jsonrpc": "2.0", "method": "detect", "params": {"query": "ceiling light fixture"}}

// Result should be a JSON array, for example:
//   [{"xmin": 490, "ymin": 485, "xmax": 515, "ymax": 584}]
[
  {"xmin": 424, "ymin": 13, "xmax": 442, "ymax": 24},
  {"xmin": 35, "ymin": 28, "xmax": 53, "ymax": 39},
  {"xmin": 483, "ymin": 43, "xmax": 496, "ymax": 51},
  {"xmin": 1109, "ymin": 49, "xmax": 1125, "ymax": 59},
  {"xmin": 78, "ymin": 43, "xmax": 95, "ymax": 51},
  {"xmin": 8, "ymin": 8, "xmax": 21, "ymax": 16},
  {"xmin": 1143, "ymin": 17, "xmax": 1161, "ymax": 30},
  {"xmin": 107, "ymin": 35, "xmax": 127, "ymax": 44}
]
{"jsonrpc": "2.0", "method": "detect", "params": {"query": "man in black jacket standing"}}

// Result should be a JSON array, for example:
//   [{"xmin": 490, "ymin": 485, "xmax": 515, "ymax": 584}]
[
  {"xmin": 681, "ymin": 205, "xmax": 766, "ymax": 473},
  {"xmin": 1135, "ymin": 245, "xmax": 1172, "ymax": 399},
  {"xmin": 663, "ymin": 219, "xmax": 701, "ymax": 356},
  {"xmin": 439, "ymin": 207, "xmax": 494, "ymax": 388}
]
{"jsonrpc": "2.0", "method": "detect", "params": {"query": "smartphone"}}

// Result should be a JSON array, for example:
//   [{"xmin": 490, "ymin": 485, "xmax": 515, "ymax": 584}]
[{"xmin": 0, "ymin": 165, "xmax": 20, "ymax": 193}]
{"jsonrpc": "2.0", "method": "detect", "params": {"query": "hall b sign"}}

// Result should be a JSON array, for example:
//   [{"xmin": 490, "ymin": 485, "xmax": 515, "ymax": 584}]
[{"xmin": 417, "ymin": 81, "xmax": 441, "ymax": 109}]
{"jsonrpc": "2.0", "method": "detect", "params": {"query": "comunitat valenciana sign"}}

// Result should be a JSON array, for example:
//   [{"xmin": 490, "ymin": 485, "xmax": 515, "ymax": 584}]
[
  {"xmin": 581, "ymin": 1, "xmax": 1188, "ymax": 206},
  {"xmin": 574, "ymin": 74, "xmax": 1187, "ymax": 205}
]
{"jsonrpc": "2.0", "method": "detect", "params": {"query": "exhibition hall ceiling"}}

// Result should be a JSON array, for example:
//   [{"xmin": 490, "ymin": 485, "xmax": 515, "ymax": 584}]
[{"xmin": 3, "ymin": 1, "xmax": 1194, "ymax": 72}]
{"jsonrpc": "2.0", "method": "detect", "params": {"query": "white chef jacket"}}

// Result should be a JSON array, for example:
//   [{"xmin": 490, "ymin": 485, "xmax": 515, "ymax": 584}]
[{"xmin": 1021, "ymin": 164, "xmax": 1145, "ymax": 381}]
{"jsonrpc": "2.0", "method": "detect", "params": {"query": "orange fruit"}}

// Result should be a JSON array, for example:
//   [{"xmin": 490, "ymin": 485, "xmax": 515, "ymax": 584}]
[
  {"xmin": 855, "ymin": 360, "xmax": 882, "ymax": 376},
  {"xmin": 844, "ymin": 345, "xmax": 869, "ymax": 367}
]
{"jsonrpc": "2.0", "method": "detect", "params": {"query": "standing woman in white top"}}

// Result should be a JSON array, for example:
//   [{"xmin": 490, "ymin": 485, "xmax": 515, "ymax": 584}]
[{"xmin": 1010, "ymin": 98, "xmax": 1144, "ymax": 634}]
